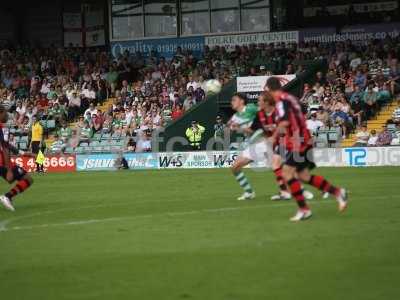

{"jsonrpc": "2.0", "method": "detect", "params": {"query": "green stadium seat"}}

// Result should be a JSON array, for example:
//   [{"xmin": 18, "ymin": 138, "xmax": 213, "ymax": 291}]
[
  {"xmin": 111, "ymin": 133, "xmax": 121, "ymax": 140},
  {"xmin": 75, "ymin": 147, "xmax": 84, "ymax": 154},
  {"xmin": 46, "ymin": 120, "xmax": 56, "ymax": 129},
  {"xmin": 92, "ymin": 146, "xmax": 103, "ymax": 153},
  {"xmin": 116, "ymin": 140, "xmax": 125, "ymax": 147},
  {"xmin": 92, "ymin": 133, "xmax": 102, "ymax": 141},
  {"xmin": 315, "ymin": 132, "xmax": 328, "ymax": 148},
  {"xmin": 387, "ymin": 124, "xmax": 396, "ymax": 133},
  {"xmin": 18, "ymin": 142, "xmax": 28, "ymax": 151},
  {"xmin": 111, "ymin": 146, "xmax": 122, "ymax": 152},
  {"xmin": 327, "ymin": 131, "xmax": 339, "ymax": 144},
  {"xmin": 101, "ymin": 133, "xmax": 111, "ymax": 140},
  {"xmin": 65, "ymin": 147, "xmax": 74, "ymax": 153},
  {"xmin": 315, "ymin": 129, "xmax": 340, "ymax": 147},
  {"xmin": 102, "ymin": 146, "xmax": 111, "ymax": 152},
  {"xmin": 40, "ymin": 120, "xmax": 54, "ymax": 129},
  {"xmin": 20, "ymin": 136, "xmax": 29, "ymax": 142}
]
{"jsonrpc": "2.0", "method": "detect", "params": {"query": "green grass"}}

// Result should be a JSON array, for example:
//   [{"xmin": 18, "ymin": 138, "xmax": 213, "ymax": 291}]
[{"xmin": 0, "ymin": 167, "xmax": 399, "ymax": 300}]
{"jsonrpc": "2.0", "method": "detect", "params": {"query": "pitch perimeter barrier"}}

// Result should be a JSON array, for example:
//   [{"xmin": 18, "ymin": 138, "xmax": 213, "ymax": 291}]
[
  {"xmin": 11, "ymin": 155, "xmax": 76, "ymax": 173},
  {"xmin": 76, "ymin": 153, "xmax": 159, "ymax": 171},
  {"xmin": 74, "ymin": 147, "xmax": 400, "ymax": 171}
]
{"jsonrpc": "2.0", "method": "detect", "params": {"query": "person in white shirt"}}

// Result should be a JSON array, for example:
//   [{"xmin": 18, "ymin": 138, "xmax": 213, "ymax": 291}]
[
  {"xmin": 24, "ymin": 105, "xmax": 36, "ymax": 124},
  {"xmin": 125, "ymin": 106, "xmax": 135, "ymax": 125},
  {"xmin": 68, "ymin": 91, "xmax": 82, "ymax": 120},
  {"xmin": 15, "ymin": 101, "xmax": 26, "ymax": 117},
  {"xmin": 306, "ymin": 113, "xmax": 324, "ymax": 136},
  {"xmin": 84, "ymin": 103, "xmax": 98, "ymax": 118},
  {"xmin": 390, "ymin": 128, "xmax": 400, "ymax": 146},
  {"xmin": 367, "ymin": 130, "xmax": 378, "ymax": 146},
  {"xmin": 350, "ymin": 54, "xmax": 362, "ymax": 71},
  {"xmin": 82, "ymin": 85, "xmax": 96, "ymax": 101},
  {"xmin": 312, "ymin": 82, "xmax": 324, "ymax": 98},
  {"xmin": 183, "ymin": 94, "xmax": 196, "ymax": 112},
  {"xmin": 186, "ymin": 74, "xmax": 199, "ymax": 91},
  {"xmin": 40, "ymin": 79, "xmax": 51, "ymax": 94},
  {"xmin": 151, "ymin": 110, "xmax": 163, "ymax": 128},
  {"xmin": 355, "ymin": 125, "xmax": 370, "ymax": 146},
  {"xmin": 136, "ymin": 130, "xmax": 152, "ymax": 152}
]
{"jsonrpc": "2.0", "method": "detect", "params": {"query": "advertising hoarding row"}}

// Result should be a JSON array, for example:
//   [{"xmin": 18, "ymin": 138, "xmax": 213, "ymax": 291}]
[
  {"xmin": 111, "ymin": 36, "xmax": 205, "ymax": 59},
  {"xmin": 110, "ymin": 22, "xmax": 400, "ymax": 58},
  {"xmin": 204, "ymin": 31, "xmax": 299, "ymax": 50},
  {"xmin": 301, "ymin": 22, "xmax": 400, "ymax": 43},
  {"xmin": 75, "ymin": 147, "xmax": 400, "ymax": 171},
  {"xmin": 11, "ymin": 155, "xmax": 76, "ymax": 173},
  {"xmin": 11, "ymin": 147, "xmax": 400, "ymax": 173}
]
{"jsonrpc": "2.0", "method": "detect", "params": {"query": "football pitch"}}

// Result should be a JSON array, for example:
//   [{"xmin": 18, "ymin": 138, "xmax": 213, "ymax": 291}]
[{"xmin": 0, "ymin": 167, "xmax": 399, "ymax": 300}]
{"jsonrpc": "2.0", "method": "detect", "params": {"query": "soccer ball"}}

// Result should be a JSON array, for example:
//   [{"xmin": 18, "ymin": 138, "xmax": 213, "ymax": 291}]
[{"xmin": 205, "ymin": 79, "xmax": 222, "ymax": 94}]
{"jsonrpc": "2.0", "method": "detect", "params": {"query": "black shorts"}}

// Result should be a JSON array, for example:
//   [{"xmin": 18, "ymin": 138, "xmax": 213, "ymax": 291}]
[
  {"xmin": 273, "ymin": 145, "xmax": 284, "ymax": 156},
  {"xmin": 283, "ymin": 147, "xmax": 316, "ymax": 172},
  {"xmin": 31, "ymin": 141, "xmax": 40, "ymax": 154},
  {"xmin": 0, "ymin": 165, "xmax": 27, "ymax": 182}
]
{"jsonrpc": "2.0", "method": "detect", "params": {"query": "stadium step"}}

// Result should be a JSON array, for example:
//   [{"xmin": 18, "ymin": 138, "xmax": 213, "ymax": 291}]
[
  {"xmin": 341, "ymin": 139, "xmax": 355, "ymax": 147},
  {"xmin": 368, "ymin": 120, "xmax": 389, "ymax": 125},
  {"xmin": 97, "ymin": 98, "xmax": 114, "ymax": 112}
]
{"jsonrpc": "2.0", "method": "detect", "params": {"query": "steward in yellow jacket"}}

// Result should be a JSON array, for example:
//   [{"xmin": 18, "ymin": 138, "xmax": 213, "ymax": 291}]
[{"xmin": 185, "ymin": 121, "xmax": 205, "ymax": 150}]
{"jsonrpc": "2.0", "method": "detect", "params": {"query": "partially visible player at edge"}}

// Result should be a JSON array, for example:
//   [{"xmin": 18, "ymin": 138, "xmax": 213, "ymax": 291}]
[
  {"xmin": 0, "ymin": 105, "xmax": 34, "ymax": 212},
  {"xmin": 265, "ymin": 77, "xmax": 348, "ymax": 222}
]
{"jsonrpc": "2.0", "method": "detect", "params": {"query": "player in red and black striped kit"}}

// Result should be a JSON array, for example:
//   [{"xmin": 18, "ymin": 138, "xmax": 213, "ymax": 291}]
[
  {"xmin": 0, "ymin": 106, "xmax": 34, "ymax": 212},
  {"xmin": 265, "ymin": 77, "xmax": 348, "ymax": 221},
  {"xmin": 250, "ymin": 92, "xmax": 291, "ymax": 199},
  {"xmin": 251, "ymin": 92, "xmax": 314, "ymax": 201}
]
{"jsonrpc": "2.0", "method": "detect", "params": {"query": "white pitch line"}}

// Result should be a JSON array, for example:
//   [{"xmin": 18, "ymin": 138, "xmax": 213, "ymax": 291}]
[
  {"xmin": 1, "ymin": 194, "xmax": 395, "ymax": 233},
  {"xmin": 0, "ymin": 198, "xmax": 184, "ymax": 232},
  {"xmin": 1, "ymin": 201, "xmax": 329, "ymax": 232}
]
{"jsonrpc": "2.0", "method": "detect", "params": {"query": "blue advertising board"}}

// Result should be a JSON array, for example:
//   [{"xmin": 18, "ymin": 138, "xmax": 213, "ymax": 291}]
[
  {"xmin": 76, "ymin": 153, "xmax": 159, "ymax": 171},
  {"xmin": 111, "ymin": 36, "xmax": 205, "ymax": 59},
  {"xmin": 76, "ymin": 147, "xmax": 400, "ymax": 171},
  {"xmin": 124, "ymin": 153, "xmax": 159, "ymax": 170}
]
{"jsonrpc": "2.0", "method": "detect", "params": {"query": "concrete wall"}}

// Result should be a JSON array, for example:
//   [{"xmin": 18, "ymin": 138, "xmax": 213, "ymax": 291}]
[
  {"xmin": 23, "ymin": 1, "xmax": 64, "ymax": 46},
  {"xmin": 0, "ymin": 8, "xmax": 17, "ymax": 44}
]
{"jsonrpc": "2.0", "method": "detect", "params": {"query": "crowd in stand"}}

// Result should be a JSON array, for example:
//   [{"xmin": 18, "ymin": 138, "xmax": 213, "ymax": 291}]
[
  {"xmin": 0, "ymin": 35, "xmax": 399, "ymax": 153},
  {"xmin": 300, "ymin": 37, "xmax": 400, "ymax": 142},
  {"xmin": 354, "ymin": 123, "xmax": 400, "ymax": 147}
]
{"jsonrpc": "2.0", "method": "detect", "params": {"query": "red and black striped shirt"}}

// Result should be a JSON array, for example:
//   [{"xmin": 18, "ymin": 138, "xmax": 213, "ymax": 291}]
[
  {"xmin": 275, "ymin": 92, "xmax": 312, "ymax": 152},
  {"xmin": 251, "ymin": 108, "xmax": 278, "ymax": 137},
  {"xmin": 0, "ymin": 124, "xmax": 7, "ymax": 166}
]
